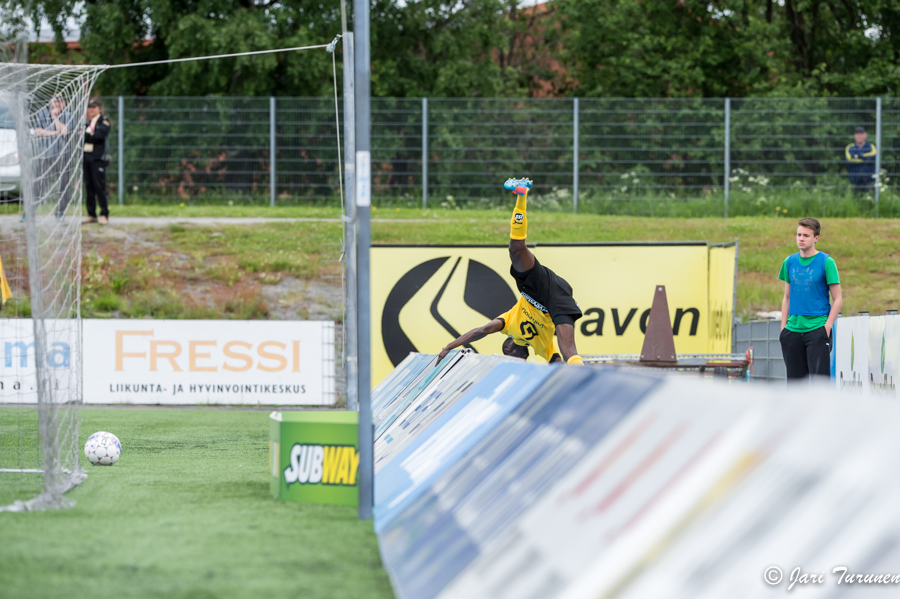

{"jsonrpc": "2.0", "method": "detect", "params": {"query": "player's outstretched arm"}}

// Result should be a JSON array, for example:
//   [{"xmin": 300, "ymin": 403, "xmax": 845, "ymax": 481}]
[{"xmin": 436, "ymin": 319, "xmax": 505, "ymax": 366}]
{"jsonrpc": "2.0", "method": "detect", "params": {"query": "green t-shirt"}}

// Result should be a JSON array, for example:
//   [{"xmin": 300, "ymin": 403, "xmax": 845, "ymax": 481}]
[{"xmin": 778, "ymin": 253, "xmax": 841, "ymax": 333}]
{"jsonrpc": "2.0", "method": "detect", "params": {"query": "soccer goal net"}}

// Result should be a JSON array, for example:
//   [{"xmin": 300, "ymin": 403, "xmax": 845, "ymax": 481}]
[
  {"xmin": 0, "ymin": 35, "xmax": 344, "ymax": 510},
  {"xmin": 0, "ymin": 59, "xmax": 103, "ymax": 511}
]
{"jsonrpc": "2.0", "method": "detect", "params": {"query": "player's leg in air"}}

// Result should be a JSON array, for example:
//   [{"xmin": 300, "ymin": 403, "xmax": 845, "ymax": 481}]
[
  {"xmin": 504, "ymin": 177, "xmax": 583, "ymax": 365},
  {"xmin": 506, "ymin": 177, "xmax": 536, "ymax": 273}
]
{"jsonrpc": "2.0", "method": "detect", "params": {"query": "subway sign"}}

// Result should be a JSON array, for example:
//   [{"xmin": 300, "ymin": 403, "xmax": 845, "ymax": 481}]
[{"xmin": 270, "ymin": 411, "xmax": 359, "ymax": 507}]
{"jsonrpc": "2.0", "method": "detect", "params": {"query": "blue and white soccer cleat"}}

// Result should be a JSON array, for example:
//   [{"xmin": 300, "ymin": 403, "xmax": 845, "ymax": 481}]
[{"xmin": 503, "ymin": 177, "xmax": 533, "ymax": 196}]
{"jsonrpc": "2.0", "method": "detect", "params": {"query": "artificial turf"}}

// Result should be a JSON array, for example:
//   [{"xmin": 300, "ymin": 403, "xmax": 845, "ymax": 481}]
[{"xmin": 0, "ymin": 408, "xmax": 394, "ymax": 599}]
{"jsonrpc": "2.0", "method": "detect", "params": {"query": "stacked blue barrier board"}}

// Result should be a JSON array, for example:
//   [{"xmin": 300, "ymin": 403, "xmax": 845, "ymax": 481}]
[
  {"xmin": 378, "ymin": 366, "xmax": 660, "ymax": 598},
  {"xmin": 371, "ymin": 352, "xmax": 435, "ymax": 416},
  {"xmin": 374, "ymin": 350, "xmax": 498, "ymax": 439},
  {"xmin": 374, "ymin": 361, "xmax": 555, "ymax": 531},
  {"xmin": 372, "ymin": 354, "xmax": 900, "ymax": 599},
  {"xmin": 375, "ymin": 354, "xmax": 516, "ymax": 476}
]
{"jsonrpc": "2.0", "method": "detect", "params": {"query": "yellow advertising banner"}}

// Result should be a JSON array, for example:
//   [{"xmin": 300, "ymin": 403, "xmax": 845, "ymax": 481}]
[
  {"xmin": 371, "ymin": 243, "xmax": 737, "ymax": 384},
  {"xmin": 708, "ymin": 243, "xmax": 738, "ymax": 355}
]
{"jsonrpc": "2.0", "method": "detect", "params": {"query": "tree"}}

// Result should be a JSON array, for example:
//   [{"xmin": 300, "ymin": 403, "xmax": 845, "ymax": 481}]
[
  {"xmin": 76, "ymin": 0, "xmax": 551, "ymax": 97},
  {"xmin": 774, "ymin": 0, "xmax": 900, "ymax": 95},
  {"xmin": 370, "ymin": 0, "xmax": 557, "ymax": 97},
  {"xmin": 80, "ymin": 0, "xmax": 339, "ymax": 96},
  {"xmin": 0, "ymin": 0, "xmax": 80, "ymax": 55},
  {"xmin": 16, "ymin": 0, "xmax": 900, "ymax": 97},
  {"xmin": 555, "ymin": 0, "xmax": 790, "ymax": 97},
  {"xmin": 556, "ymin": 0, "xmax": 900, "ymax": 97}
]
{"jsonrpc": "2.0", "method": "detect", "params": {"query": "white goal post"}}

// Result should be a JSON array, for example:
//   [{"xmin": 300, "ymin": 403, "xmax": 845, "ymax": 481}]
[{"xmin": 0, "ymin": 61, "xmax": 103, "ymax": 511}]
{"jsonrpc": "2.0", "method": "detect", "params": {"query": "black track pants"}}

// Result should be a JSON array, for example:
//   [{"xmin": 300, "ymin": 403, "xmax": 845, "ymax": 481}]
[
  {"xmin": 84, "ymin": 160, "xmax": 109, "ymax": 218},
  {"xmin": 780, "ymin": 326, "xmax": 832, "ymax": 380}
]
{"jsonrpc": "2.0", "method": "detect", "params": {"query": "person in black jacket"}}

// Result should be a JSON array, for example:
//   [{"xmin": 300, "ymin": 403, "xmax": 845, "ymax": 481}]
[
  {"xmin": 845, "ymin": 126, "xmax": 877, "ymax": 193},
  {"xmin": 83, "ymin": 100, "xmax": 112, "ymax": 224}
]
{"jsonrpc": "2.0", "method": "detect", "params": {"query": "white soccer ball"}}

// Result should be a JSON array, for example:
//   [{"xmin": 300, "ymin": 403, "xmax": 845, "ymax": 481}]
[{"xmin": 84, "ymin": 431, "xmax": 122, "ymax": 466}]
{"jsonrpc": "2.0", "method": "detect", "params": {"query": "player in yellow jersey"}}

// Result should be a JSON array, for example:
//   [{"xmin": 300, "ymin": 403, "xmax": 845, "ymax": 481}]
[{"xmin": 436, "ymin": 178, "xmax": 584, "ymax": 366}]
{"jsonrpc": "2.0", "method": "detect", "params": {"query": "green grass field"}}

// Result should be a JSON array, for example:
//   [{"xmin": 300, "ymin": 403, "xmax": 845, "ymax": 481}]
[
  {"xmin": 7, "ymin": 184, "xmax": 893, "ymax": 218},
  {"xmin": 56, "ymin": 209, "xmax": 900, "ymax": 320},
  {"xmin": 0, "ymin": 408, "xmax": 394, "ymax": 599}
]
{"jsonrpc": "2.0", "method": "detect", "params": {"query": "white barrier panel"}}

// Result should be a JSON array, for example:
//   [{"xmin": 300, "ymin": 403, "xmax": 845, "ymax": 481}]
[
  {"xmin": 83, "ymin": 320, "xmax": 335, "ymax": 405},
  {"xmin": 0, "ymin": 319, "xmax": 77, "ymax": 404},
  {"xmin": 834, "ymin": 315, "xmax": 869, "ymax": 391},
  {"xmin": 438, "ymin": 379, "xmax": 758, "ymax": 599},
  {"xmin": 553, "ymin": 380, "xmax": 900, "ymax": 599},
  {"xmin": 869, "ymin": 315, "xmax": 900, "ymax": 398},
  {"xmin": 375, "ymin": 354, "xmax": 900, "ymax": 599}
]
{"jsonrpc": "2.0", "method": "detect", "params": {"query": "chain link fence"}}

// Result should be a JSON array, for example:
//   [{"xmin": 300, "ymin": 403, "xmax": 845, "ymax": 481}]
[{"xmin": 97, "ymin": 96, "xmax": 898, "ymax": 215}]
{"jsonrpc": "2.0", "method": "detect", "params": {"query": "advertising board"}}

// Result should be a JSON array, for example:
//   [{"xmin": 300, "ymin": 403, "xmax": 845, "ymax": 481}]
[
  {"xmin": 834, "ymin": 315, "xmax": 869, "ymax": 391},
  {"xmin": 0, "ymin": 318, "xmax": 78, "ymax": 404},
  {"xmin": 83, "ymin": 319, "xmax": 335, "ymax": 405},
  {"xmin": 270, "ymin": 411, "xmax": 358, "ymax": 506},
  {"xmin": 868, "ymin": 314, "xmax": 900, "ymax": 398},
  {"xmin": 371, "ymin": 243, "xmax": 737, "ymax": 384}
]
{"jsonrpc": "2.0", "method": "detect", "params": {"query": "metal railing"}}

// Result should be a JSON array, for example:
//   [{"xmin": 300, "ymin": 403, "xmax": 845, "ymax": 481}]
[{"xmin": 100, "ymin": 96, "xmax": 898, "ymax": 214}]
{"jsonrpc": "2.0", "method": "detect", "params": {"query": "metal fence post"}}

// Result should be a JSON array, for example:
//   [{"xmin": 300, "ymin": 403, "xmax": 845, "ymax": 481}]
[
  {"xmin": 270, "ymin": 97, "xmax": 277, "ymax": 207},
  {"xmin": 342, "ymin": 32, "xmax": 358, "ymax": 412},
  {"xmin": 573, "ymin": 97, "xmax": 579, "ymax": 213},
  {"xmin": 422, "ymin": 97, "xmax": 428, "ymax": 208},
  {"xmin": 354, "ymin": 0, "xmax": 374, "ymax": 520},
  {"xmin": 724, "ymin": 97, "xmax": 731, "ymax": 218},
  {"xmin": 876, "ymin": 96, "xmax": 882, "ymax": 218},
  {"xmin": 117, "ymin": 96, "xmax": 124, "ymax": 205}
]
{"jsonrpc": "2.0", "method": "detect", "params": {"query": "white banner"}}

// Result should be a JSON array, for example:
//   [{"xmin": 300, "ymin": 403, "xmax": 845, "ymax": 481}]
[
  {"xmin": 84, "ymin": 320, "xmax": 335, "ymax": 405},
  {"xmin": 834, "ymin": 315, "xmax": 869, "ymax": 392},
  {"xmin": 0, "ymin": 319, "xmax": 79, "ymax": 404},
  {"xmin": 868, "ymin": 314, "xmax": 900, "ymax": 398}
]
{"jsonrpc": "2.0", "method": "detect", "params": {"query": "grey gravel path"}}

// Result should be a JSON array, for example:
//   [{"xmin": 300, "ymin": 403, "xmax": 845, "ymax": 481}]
[{"xmin": 0, "ymin": 215, "xmax": 456, "ymax": 228}]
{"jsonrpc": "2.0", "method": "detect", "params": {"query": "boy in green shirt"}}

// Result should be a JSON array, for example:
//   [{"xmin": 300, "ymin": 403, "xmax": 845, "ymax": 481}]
[{"xmin": 778, "ymin": 218, "xmax": 843, "ymax": 380}]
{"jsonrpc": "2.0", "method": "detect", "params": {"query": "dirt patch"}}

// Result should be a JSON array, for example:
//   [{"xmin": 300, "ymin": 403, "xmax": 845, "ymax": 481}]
[
  {"xmin": 76, "ymin": 223, "xmax": 344, "ymax": 322},
  {"xmin": 262, "ymin": 276, "xmax": 343, "ymax": 321}
]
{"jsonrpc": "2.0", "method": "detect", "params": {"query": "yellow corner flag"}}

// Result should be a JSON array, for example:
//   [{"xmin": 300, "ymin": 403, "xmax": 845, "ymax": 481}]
[{"xmin": 0, "ymin": 255, "xmax": 12, "ymax": 304}]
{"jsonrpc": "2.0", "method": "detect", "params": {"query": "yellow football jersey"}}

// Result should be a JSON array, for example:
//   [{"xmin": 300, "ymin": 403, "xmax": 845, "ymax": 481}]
[{"xmin": 497, "ymin": 296, "xmax": 560, "ymax": 362}]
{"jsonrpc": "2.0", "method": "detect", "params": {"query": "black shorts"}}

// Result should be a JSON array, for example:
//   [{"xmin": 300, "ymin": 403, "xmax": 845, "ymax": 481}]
[{"xmin": 510, "ymin": 258, "xmax": 582, "ymax": 326}]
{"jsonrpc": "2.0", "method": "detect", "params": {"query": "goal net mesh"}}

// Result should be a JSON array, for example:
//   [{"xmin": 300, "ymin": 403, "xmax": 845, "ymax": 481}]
[{"xmin": 0, "ymin": 60, "xmax": 103, "ymax": 511}]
